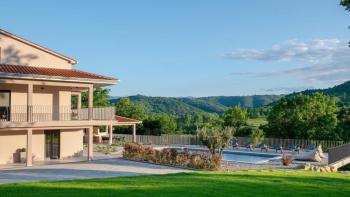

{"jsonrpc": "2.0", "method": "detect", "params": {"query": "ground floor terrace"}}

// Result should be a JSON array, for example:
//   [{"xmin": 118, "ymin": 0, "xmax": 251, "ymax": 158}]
[
  {"xmin": 0, "ymin": 116, "xmax": 141, "ymax": 167},
  {"xmin": 0, "ymin": 156, "xmax": 189, "ymax": 184}
]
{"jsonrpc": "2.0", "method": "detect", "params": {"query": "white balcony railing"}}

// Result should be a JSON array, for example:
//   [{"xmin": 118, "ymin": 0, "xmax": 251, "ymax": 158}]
[{"xmin": 0, "ymin": 105, "xmax": 115, "ymax": 122}]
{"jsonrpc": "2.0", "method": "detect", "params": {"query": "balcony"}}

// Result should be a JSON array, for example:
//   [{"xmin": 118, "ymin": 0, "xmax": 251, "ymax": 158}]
[{"xmin": 0, "ymin": 105, "xmax": 115, "ymax": 122}]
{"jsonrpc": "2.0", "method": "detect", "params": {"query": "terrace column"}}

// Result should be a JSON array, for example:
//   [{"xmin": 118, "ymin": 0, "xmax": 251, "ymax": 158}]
[
  {"xmin": 88, "ymin": 127, "xmax": 93, "ymax": 160},
  {"xmin": 27, "ymin": 83, "xmax": 33, "ymax": 122},
  {"xmin": 26, "ymin": 128, "xmax": 33, "ymax": 167},
  {"xmin": 77, "ymin": 93, "xmax": 82, "ymax": 110},
  {"xmin": 132, "ymin": 124, "xmax": 137, "ymax": 143},
  {"xmin": 108, "ymin": 125, "xmax": 113, "ymax": 145},
  {"xmin": 88, "ymin": 86, "xmax": 93, "ymax": 120}
]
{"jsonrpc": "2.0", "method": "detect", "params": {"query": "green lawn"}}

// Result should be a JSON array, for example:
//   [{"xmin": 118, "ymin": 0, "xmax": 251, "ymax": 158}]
[{"xmin": 0, "ymin": 170, "xmax": 349, "ymax": 197}]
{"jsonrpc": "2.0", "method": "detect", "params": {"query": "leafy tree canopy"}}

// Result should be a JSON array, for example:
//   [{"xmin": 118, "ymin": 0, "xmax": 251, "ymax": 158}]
[
  {"xmin": 341, "ymin": 0, "xmax": 350, "ymax": 11},
  {"xmin": 336, "ymin": 106, "xmax": 350, "ymax": 140},
  {"xmin": 223, "ymin": 105, "xmax": 248, "ymax": 129},
  {"xmin": 139, "ymin": 114, "xmax": 177, "ymax": 135},
  {"xmin": 72, "ymin": 88, "xmax": 111, "ymax": 108},
  {"xmin": 264, "ymin": 93, "xmax": 338, "ymax": 139},
  {"xmin": 114, "ymin": 98, "xmax": 145, "ymax": 120}
]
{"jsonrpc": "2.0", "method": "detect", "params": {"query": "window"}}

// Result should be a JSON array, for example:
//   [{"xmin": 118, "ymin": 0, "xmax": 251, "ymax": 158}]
[{"xmin": 0, "ymin": 90, "xmax": 10, "ymax": 121}]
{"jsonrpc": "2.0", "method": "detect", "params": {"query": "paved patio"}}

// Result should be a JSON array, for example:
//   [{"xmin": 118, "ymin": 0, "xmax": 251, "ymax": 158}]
[{"xmin": 0, "ymin": 158, "xmax": 191, "ymax": 184}]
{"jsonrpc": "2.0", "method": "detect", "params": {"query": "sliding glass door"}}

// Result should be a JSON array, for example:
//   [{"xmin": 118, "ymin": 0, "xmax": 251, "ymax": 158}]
[{"xmin": 45, "ymin": 130, "xmax": 60, "ymax": 159}]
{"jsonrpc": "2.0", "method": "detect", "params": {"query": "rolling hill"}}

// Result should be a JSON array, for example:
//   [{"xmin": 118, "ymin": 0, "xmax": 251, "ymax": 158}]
[
  {"xmin": 110, "ymin": 94, "xmax": 283, "ymax": 115},
  {"xmin": 297, "ymin": 81, "xmax": 350, "ymax": 106},
  {"xmin": 110, "ymin": 81, "xmax": 350, "ymax": 116}
]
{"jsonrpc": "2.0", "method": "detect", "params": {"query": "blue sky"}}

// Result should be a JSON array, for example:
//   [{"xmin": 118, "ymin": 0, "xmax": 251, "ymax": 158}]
[{"xmin": 1, "ymin": 0, "xmax": 349, "ymax": 97}]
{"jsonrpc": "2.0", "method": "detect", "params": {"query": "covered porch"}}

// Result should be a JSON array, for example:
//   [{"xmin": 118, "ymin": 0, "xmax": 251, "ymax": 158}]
[
  {"xmin": 92, "ymin": 115, "xmax": 142, "ymax": 145},
  {"xmin": 5, "ymin": 115, "xmax": 142, "ymax": 168}
]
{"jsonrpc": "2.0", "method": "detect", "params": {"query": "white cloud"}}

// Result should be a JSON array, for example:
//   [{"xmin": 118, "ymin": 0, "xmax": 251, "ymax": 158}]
[
  {"xmin": 226, "ymin": 39, "xmax": 350, "ymax": 85},
  {"xmin": 261, "ymin": 86, "xmax": 315, "ymax": 94}
]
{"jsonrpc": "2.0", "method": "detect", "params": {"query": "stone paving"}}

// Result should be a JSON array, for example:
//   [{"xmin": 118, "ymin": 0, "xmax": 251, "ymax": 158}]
[{"xmin": 0, "ymin": 158, "xmax": 191, "ymax": 184}]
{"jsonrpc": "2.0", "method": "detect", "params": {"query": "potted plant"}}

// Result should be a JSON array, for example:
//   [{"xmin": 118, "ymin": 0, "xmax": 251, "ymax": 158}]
[{"xmin": 20, "ymin": 148, "xmax": 26, "ymax": 163}]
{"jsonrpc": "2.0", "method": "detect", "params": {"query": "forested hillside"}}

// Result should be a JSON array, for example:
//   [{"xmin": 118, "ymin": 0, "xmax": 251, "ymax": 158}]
[
  {"xmin": 291, "ymin": 81, "xmax": 350, "ymax": 106},
  {"xmin": 110, "ymin": 81, "xmax": 350, "ymax": 116},
  {"xmin": 110, "ymin": 94, "xmax": 282, "ymax": 115}
]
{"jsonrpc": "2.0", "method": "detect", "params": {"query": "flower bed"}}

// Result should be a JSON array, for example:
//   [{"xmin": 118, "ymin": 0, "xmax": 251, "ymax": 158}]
[{"xmin": 122, "ymin": 143, "xmax": 221, "ymax": 170}]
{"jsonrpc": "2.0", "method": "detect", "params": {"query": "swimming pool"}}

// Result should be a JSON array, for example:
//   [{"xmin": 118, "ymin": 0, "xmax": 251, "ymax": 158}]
[{"xmin": 177, "ymin": 147, "xmax": 281, "ymax": 164}]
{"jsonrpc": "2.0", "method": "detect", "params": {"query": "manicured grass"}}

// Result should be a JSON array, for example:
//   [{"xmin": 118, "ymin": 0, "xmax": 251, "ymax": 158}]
[{"xmin": 0, "ymin": 170, "xmax": 349, "ymax": 197}]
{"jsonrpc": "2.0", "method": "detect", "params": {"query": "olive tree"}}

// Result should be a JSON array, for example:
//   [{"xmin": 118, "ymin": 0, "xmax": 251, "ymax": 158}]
[{"xmin": 198, "ymin": 126, "xmax": 233, "ymax": 159}]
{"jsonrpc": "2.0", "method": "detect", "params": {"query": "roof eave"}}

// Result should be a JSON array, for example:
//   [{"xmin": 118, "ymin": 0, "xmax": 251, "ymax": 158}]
[{"xmin": 0, "ymin": 72, "xmax": 119, "ymax": 86}]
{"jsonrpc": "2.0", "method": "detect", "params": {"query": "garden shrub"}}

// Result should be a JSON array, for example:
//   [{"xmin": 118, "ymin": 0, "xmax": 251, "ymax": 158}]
[
  {"xmin": 123, "ymin": 143, "xmax": 220, "ymax": 170},
  {"xmin": 281, "ymin": 154, "xmax": 293, "ymax": 166},
  {"xmin": 96, "ymin": 145, "xmax": 117, "ymax": 155}
]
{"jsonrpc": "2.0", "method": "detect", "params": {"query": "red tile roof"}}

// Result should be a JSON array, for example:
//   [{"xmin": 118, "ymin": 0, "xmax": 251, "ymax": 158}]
[
  {"xmin": 115, "ymin": 115, "xmax": 142, "ymax": 124},
  {"xmin": 0, "ymin": 64, "xmax": 116, "ymax": 81}
]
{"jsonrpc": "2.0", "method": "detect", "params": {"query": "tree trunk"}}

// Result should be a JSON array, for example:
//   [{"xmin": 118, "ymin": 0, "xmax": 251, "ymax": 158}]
[{"xmin": 219, "ymin": 148, "xmax": 223, "ymax": 160}]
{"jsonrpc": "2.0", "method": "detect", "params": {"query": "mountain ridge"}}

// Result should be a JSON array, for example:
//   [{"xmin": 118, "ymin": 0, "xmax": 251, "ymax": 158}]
[{"xmin": 110, "ymin": 81, "xmax": 350, "ymax": 115}]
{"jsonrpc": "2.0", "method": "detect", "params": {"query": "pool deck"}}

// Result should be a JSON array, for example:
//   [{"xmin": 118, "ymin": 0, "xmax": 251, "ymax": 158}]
[
  {"xmin": 152, "ymin": 145, "xmax": 328, "ymax": 166},
  {"xmin": 0, "ymin": 158, "xmax": 191, "ymax": 184}
]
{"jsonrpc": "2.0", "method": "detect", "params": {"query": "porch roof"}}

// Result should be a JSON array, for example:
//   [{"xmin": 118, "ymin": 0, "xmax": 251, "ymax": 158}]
[
  {"xmin": 0, "ymin": 64, "xmax": 118, "ymax": 85},
  {"xmin": 114, "ymin": 115, "xmax": 142, "ymax": 125}
]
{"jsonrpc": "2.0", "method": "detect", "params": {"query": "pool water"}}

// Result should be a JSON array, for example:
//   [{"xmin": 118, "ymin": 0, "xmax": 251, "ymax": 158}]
[
  {"xmin": 222, "ymin": 151, "xmax": 279, "ymax": 163},
  {"xmin": 178, "ymin": 148, "xmax": 281, "ymax": 164}
]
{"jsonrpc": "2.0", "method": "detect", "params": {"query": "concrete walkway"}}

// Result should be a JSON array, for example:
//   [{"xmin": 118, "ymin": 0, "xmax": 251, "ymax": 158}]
[{"xmin": 0, "ymin": 158, "xmax": 191, "ymax": 184}]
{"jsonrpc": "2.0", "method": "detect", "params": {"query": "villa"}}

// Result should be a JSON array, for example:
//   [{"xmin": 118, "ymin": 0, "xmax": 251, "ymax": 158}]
[{"xmin": 0, "ymin": 29, "xmax": 140, "ymax": 167}]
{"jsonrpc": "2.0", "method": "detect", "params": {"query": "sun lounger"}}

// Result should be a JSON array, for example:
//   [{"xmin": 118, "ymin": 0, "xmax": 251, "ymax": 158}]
[
  {"xmin": 287, "ymin": 144, "xmax": 301, "ymax": 154},
  {"xmin": 243, "ymin": 143, "xmax": 253, "ymax": 151},
  {"xmin": 231, "ymin": 141, "xmax": 239, "ymax": 150},
  {"xmin": 306, "ymin": 144, "xmax": 316, "ymax": 151},
  {"xmin": 272, "ymin": 144, "xmax": 284, "ymax": 153},
  {"xmin": 258, "ymin": 143, "xmax": 268, "ymax": 152}
]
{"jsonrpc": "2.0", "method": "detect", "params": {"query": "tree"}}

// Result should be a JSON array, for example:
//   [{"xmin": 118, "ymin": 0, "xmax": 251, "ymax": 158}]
[
  {"xmin": 157, "ymin": 113, "xmax": 177, "ymax": 134},
  {"xmin": 341, "ymin": 0, "xmax": 350, "ymax": 11},
  {"xmin": 250, "ymin": 128, "xmax": 264, "ymax": 147},
  {"xmin": 340, "ymin": 0, "xmax": 350, "ymax": 47},
  {"xmin": 72, "ymin": 88, "xmax": 111, "ymax": 108},
  {"xmin": 223, "ymin": 105, "xmax": 248, "ymax": 129},
  {"xmin": 264, "ymin": 93, "xmax": 338, "ymax": 139},
  {"xmin": 336, "ymin": 106, "xmax": 350, "ymax": 140},
  {"xmin": 140, "ymin": 114, "xmax": 177, "ymax": 135},
  {"xmin": 198, "ymin": 126, "xmax": 233, "ymax": 160},
  {"xmin": 114, "ymin": 98, "xmax": 145, "ymax": 120},
  {"xmin": 140, "ymin": 117, "xmax": 162, "ymax": 135}
]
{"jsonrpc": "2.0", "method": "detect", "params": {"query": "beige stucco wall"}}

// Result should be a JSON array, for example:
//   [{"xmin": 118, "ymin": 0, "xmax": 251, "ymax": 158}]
[
  {"xmin": 0, "ymin": 84, "xmax": 73, "ymax": 121},
  {"xmin": 0, "ymin": 129, "xmax": 84, "ymax": 164},
  {"xmin": 60, "ymin": 129, "xmax": 84, "ymax": 158},
  {"xmin": 0, "ymin": 33, "xmax": 73, "ymax": 69},
  {"xmin": 0, "ymin": 130, "xmax": 45, "ymax": 164},
  {"xmin": 0, "ymin": 84, "xmax": 72, "ymax": 105}
]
